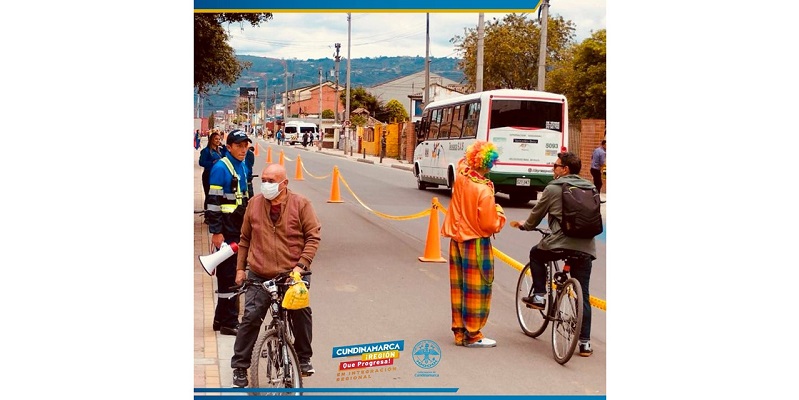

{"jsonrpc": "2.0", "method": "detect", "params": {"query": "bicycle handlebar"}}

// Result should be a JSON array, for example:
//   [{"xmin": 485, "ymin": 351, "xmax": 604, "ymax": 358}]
[{"xmin": 226, "ymin": 270, "xmax": 312, "ymax": 295}]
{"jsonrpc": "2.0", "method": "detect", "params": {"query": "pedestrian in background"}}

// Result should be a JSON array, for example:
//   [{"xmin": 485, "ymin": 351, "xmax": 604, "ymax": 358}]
[
  {"xmin": 231, "ymin": 162, "xmax": 321, "ymax": 387},
  {"xmin": 245, "ymin": 145, "xmax": 255, "ymax": 198},
  {"xmin": 194, "ymin": 129, "xmax": 201, "ymax": 150},
  {"xmin": 590, "ymin": 139, "xmax": 606, "ymax": 197},
  {"xmin": 441, "ymin": 141, "xmax": 506, "ymax": 348},
  {"xmin": 276, "ymin": 129, "xmax": 284, "ymax": 146},
  {"xmin": 199, "ymin": 132, "xmax": 227, "ymax": 210}
]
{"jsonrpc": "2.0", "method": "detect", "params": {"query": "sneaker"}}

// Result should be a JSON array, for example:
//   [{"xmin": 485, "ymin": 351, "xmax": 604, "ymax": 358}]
[
  {"xmin": 300, "ymin": 361, "xmax": 315, "ymax": 376},
  {"xmin": 579, "ymin": 342, "xmax": 593, "ymax": 357},
  {"xmin": 464, "ymin": 338, "xmax": 497, "ymax": 348},
  {"xmin": 232, "ymin": 367, "xmax": 248, "ymax": 387},
  {"xmin": 522, "ymin": 294, "xmax": 546, "ymax": 310}
]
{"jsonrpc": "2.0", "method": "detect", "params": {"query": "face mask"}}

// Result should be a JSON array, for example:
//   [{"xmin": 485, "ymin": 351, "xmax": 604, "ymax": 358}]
[{"xmin": 261, "ymin": 180, "xmax": 285, "ymax": 200}]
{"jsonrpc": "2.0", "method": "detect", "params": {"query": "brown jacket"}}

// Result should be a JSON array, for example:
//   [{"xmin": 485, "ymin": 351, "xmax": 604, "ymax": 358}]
[
  {"xmin": 237, "ymin": 189, "xmax": 321, "ymax": 278},
  {"xmin": 441, "ymin": 160, "xmax": 505, "ymax": 242}
]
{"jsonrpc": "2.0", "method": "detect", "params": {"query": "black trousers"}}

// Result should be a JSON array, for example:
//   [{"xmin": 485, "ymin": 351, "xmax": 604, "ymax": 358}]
[
  {"xmin": 213, "ymin": 252, "xmax": 240, "ymax": 329},
  {"xmin": 529, "ymin": 245, "xmax": 593, "ymax": 342},
  {"xmin": 590, "ymin": 168, "xmax": 603, "ymax": 194},
  {"xmin": 231, "ymin": 271, "xmax": 313, "ymax": 369},
  {"xmin": 202, "ymin": 169, "xmax": 212, "ymax": 210}
]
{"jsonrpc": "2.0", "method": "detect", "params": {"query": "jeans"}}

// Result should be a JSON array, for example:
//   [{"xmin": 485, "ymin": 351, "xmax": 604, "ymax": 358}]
[
  {"xmin": 231, "ymin": 271, "xmax": 313, "ymax": 369},
  {"xmin": 529, "ymin": 245, "xmax": 593, "ymax": 342}
]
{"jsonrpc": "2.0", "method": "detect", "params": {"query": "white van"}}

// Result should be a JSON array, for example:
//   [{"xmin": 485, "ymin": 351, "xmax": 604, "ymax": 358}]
[{"xmin": 283, "ymin": 121, "xmax": 318, "ymax": 145}]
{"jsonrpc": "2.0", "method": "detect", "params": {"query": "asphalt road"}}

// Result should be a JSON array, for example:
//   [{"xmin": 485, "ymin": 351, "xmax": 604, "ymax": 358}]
[{"xmin": 227, "ymin": 140, "xmax": 606, "ymax": 395}]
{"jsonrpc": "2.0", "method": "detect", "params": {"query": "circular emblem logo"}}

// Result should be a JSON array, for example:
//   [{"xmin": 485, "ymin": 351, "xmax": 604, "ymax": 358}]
[{"xmin": 412, "ymin": 340, "xmax": 441, "ymax": 369}]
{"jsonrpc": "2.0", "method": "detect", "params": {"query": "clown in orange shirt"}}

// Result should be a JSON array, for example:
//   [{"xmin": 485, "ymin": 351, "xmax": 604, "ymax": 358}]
[{"xmin": 441, "ymin": 140, "xmax": 506, "ymax": 348}]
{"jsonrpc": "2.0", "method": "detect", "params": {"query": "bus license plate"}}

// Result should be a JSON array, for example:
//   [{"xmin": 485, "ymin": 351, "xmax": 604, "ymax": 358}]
[{"xmin": 516, "ymin": 178, "xmax": 531, "ymax": 186}]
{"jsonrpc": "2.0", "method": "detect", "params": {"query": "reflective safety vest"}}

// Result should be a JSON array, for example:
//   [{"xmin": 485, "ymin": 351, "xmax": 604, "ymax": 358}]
[{"xmin": 218, "ymin": 157, "xmax": 249, "ymax": 214}]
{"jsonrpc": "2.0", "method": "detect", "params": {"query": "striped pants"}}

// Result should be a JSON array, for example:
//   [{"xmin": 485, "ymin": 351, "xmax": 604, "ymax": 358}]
[{"xmin": 448, "ymin": 237, "xmax": 494, "ymax": 345}]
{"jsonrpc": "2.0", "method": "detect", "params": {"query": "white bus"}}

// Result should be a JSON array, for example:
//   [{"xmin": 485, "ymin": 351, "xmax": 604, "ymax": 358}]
[
  {"xmin": 412, "ymin": 89, "xmax": 568, "ymax": 205},
  {"xmin": 283, "ymin": 121, "xmax": 318, "ymax": 145}
]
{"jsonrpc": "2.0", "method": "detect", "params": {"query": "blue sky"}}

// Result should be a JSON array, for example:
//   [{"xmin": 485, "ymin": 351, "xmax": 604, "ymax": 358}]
[{"xmin": 228, "ymin": 4, "xmax": 606, "ymax": 60}]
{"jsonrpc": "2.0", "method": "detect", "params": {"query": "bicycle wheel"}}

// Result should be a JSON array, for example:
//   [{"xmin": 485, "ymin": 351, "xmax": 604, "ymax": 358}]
[
  {"xmin": 515, "ymin": 263, "xmax": 548, "ymax": 338},
  {"xmin": 551, "ymin": 278, "xmax": 583, "ymax": 365},
  {"xmin": 250, "ymin": 329, "xmax": 303, "ymax": 395}
]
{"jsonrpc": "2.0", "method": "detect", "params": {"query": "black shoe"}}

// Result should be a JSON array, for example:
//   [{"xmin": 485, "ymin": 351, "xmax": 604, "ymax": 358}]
[
  {"xmin": 579, "ymin": 342, "xmax": 594, "ymax": 357},
  {"xmin": 300, "ymin": 361, "xmax": 315, "ymax": 377},
  {"xmin": 220, "ymin": 326, "xmax": 238, "ymax": 336},
  {"xmin": 232, "ymin": 367, "xmax": 248, "ymax": 387},
  {"xmin": 522, "ymin": 295, "xmax": 545, "ymax": 310}
]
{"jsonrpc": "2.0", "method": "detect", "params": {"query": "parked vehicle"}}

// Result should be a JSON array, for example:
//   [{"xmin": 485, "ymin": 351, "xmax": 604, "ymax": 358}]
[{"xmin": 283, "ymin": 121, "xmax": 318, "ymax": 145}]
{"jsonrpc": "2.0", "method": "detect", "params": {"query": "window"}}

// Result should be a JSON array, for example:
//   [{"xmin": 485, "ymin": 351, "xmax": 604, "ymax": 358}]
[
  {"xmin": 489, "ymin": 100, "xmax": 563, "ymax": 131},
  {"xmin": 462, "ymin": 102, "xmax": 480, "ymax": 139},
  {"xmin": 449, "ymin": 104, "xmax": 464, "ymax": 139}
]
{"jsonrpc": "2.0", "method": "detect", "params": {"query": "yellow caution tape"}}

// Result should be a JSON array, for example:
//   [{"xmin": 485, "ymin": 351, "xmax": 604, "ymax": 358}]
[{"xmin": 337, "ymin": 174, "xmax": 431, "ymax": 221}]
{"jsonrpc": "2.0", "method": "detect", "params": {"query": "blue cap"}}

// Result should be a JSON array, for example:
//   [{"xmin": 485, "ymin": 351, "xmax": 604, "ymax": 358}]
[{"xmin": 226, "ymin": 130, "xmax": 252, "ymax": 145}]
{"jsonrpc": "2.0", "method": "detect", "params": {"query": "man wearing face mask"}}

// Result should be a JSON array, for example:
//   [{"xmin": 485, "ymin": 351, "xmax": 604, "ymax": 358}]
[
  {"xmin": 206, "ymin": 130, "xmax": 252, "ymax": 336},
  {"xmin": 230, "ymin": 163, "xmax": 321, "ymax": 388}
]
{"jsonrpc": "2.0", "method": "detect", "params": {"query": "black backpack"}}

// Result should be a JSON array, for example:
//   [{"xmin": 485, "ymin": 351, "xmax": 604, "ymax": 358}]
[{"xmin": 560, "ymin": 183, "xmax": 603, "ymax": 239}]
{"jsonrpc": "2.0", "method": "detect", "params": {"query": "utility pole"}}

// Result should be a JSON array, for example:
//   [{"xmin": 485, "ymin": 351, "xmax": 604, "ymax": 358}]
[
  {"xmin": 290, "ymin": 73, "xmax": 295, "ymax": 117},
  {"xmin": 345, "ymin": 13, "xmax": 352, "ymax": 155},
  {"xmin": 537, "ymin": 0, "xmax": 550, "ymax": 91},
  {"xmin": 318, "ymin": 67, "xmax": 323, "ymax": 142},
  {"xmin": 424, "ymin": 13, "xmax": 430, "ymax": 106},
  {"xmin": 282, "ymin": 59, "xmax": 288, "ymax": 120},
  {"xmin": 476, "ymin": 13, "xmax": 485, "ymax": 92},
  {"xmin": 334, "ymin": 43, "xmax": 341, "ymax": 126}
]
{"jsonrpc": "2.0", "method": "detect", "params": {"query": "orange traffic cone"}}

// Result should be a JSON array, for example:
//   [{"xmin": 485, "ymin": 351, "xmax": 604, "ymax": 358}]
[
  {"xmin": 295, "ymin": 155, "xmax": 305, "ymax": 181},
  {"xmin": 279, "ymin": 150, "xmax": 285, "ymax": 166},
  {"xmin": 267, "ymin": 147, "xmax": 272, "ymax": 163},
  {"xmin": 254, "ymin": 143, "xmax": 260, "ymax": 157},
  {"xmin": 418, "ymin": 197, "xmax": 447, "ymax": 263},
  {"xmin": 327, "ymin": 166, "xmax": 343, "ymax": 203}
]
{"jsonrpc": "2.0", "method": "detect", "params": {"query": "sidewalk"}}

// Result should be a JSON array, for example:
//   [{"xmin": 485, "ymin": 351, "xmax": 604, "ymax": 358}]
[
  {"xmin": 193, "ymin": 155, "xmax": 222, "ymax": 387},
  {"xmin": 283, "ymin": 139, "xmax": 415, "ymax": 172}
]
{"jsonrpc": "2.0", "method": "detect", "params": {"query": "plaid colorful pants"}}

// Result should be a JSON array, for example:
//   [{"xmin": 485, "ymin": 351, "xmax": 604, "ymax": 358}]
[{"xmin": 448, "ymin": 237, "xmax": 494, "ymax": 345}]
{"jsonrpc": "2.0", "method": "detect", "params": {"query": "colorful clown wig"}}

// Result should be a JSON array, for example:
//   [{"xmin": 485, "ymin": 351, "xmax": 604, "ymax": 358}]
[{"xmin": 464, "ymin": 141, "xmax": 499, "ymax": 171}]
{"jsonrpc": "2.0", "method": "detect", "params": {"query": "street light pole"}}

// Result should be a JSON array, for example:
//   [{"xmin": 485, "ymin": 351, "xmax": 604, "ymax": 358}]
[
  {"xmin": 345, "ymin": 12, "xmax": 352, "ymax": 155},
  {"xmin": 334, "ymin": 42, "xmax": 341, "ymax": 149}
]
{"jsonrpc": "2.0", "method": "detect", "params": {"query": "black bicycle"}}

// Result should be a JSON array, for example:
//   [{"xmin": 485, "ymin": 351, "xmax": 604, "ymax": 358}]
[
  {"xmin": 229, "ymin": 270, "xmax": 310, "ymax": 395},
  {"xmin": 514, "ymin": 227, "xmax": 587, "ymax": 364}
]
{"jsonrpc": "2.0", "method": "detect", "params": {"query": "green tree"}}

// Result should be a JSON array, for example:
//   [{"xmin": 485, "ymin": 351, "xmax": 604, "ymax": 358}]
[
  {"xmin": 547, "ymin": 29, "xmax": 606, "ymax": 120},
  {"xmin": 451, "ymin": 13, "xmax": 575, "ymax": 91},
  {"xmin": 207, "ymin": 112, "xmax": 215, "ymax": 130},
  {"xmin": 340, "ymin": 87, "xmax": 380, "ymax": 115},
  {"xmin": 383, "ymin": 99, "xmax": 408, "ymax": 122},
  {"xmin": 194, "ymin": 13, "xmax": 272, "ymax": 96},
  {"xmin": 351, "ymin": 114, "xmax": 368, "ymax": 127},
  {"xmin": 322, "ymin": 109, "xmax": 334, "ymax": 119}
]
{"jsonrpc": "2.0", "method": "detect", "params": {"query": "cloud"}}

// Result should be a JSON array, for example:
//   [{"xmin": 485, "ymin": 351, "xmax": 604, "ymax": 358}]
[{"xmin": 229, "ymin": 5, "xmax": 605, "ymax": 60}]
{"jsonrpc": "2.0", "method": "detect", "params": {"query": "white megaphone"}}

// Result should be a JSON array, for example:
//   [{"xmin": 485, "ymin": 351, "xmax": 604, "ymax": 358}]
[{"xmin": 198, "ymin": 242, "xmax": 239, "ymax": 276}]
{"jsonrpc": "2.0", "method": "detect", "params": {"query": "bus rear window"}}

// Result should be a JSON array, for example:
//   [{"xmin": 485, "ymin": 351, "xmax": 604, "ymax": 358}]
[{"xmin": 490, "ymin": 100, "xmax": 563, "ymax": 132}]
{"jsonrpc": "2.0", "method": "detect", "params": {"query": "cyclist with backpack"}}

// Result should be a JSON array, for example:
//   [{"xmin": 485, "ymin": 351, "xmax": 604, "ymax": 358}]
[{"xmin": 509, "ymin": 151, "xmax": 602, "ymax": 357}]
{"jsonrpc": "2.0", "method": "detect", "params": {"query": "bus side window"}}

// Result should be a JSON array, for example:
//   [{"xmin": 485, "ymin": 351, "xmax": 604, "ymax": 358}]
[
  {"xmin": 462, "ymin": 102, "xmax": 479, "ymax": 139},
  {"xmin": 439, "ymin": 107, "xmax": 453, "ymax": 139},
  {"xmin": 428, "ymin": 109, "xmax": 441, "ymax": 140},
  {"xmin": 450, "ymin": 104, "xmax": 463, "ymax": 139}
]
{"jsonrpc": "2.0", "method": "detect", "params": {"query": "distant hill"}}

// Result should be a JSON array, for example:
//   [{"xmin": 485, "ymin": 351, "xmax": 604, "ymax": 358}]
[{"xmin": 200, "ymin": 55, "xmax": 465, "ymax": 113}]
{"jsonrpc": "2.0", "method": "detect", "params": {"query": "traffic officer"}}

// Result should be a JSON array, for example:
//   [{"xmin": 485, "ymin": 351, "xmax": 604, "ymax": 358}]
[{"xmin": 205, "ymin": 130, "xmax": 252, "ymax": 335}]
